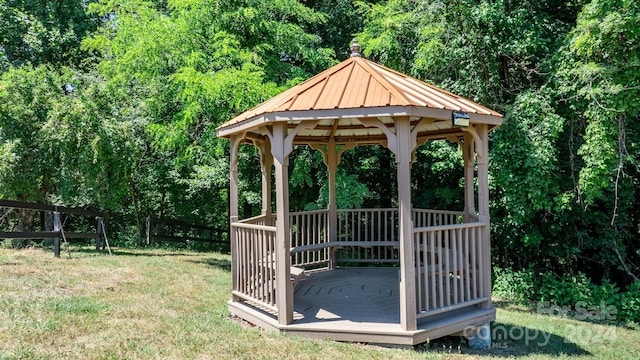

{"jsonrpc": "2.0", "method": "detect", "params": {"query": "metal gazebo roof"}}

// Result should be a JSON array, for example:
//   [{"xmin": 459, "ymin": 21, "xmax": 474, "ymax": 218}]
[{"xmin": 217, "ymin": 41, "xmax": 502, "ymax": 144}]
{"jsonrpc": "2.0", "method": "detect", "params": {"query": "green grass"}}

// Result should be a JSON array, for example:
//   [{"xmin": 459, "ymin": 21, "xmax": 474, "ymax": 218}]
[{"xmin": 1, "ymin": 247, "xmax": 639, "ymax": 359}]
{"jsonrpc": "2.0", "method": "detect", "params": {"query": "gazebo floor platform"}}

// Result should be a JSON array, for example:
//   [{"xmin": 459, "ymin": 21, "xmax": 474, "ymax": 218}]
[{"xmin": 228, "ymin": 268, "xmax": 496, "ymax": 346}]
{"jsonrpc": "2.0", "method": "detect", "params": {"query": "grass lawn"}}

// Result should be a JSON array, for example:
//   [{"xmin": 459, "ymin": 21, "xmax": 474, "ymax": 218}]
[{"xmin": 1, "ymin": 247, "xmax": 639, "ymax": 359}]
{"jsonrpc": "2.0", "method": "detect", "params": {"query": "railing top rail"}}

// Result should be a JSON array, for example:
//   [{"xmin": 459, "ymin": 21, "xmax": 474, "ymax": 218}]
[
  {"xmin": 231, "ymin": 222, "xmax": 276, "ymax": 232},
  {"xmin": 413, "ymin": 221, "xmax": 487, "ymax": 233},
  {"xmin": 237, "ymin": 214, "xmax": 267, "ymax": 224},
  {"xmin": 337, "ymin": 208, "xmax": 398, "ymax": 212},
  {"xmin": 289, "ymin": 209, "xmax": 329, "ymax": 216},
  {"xmin": 412, "ymin": 208, "xmax": 463, "ymax": 215},
  {"xmin": 336, "ymin": 207, "xmax": 462, "ymax": 214}
]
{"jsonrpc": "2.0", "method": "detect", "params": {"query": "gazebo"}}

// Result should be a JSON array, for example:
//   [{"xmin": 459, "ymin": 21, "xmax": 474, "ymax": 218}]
[{"xmin": 216, "ymin": 41, "xmax": 502, "ymax": 346}]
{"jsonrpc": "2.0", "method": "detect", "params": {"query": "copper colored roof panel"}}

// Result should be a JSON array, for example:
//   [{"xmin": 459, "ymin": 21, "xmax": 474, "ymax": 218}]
[{"xmin": 217, "ymin": 56, "xmax": 502, "ymax": 137}]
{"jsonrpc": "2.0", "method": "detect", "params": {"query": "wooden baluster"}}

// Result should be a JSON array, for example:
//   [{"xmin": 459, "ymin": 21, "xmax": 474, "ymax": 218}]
[{"xmin": 451, "ymin": 228, "xmax": 458, "ymax": 304}]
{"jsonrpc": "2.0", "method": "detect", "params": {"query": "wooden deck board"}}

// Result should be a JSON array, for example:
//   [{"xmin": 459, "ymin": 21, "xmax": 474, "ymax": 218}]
[
  {"xmin": 292, "ymin": 267, "xmax": 400, "ymax": 325},
  {"xmin": 228, "ymin": 267, "xmax": 495, "ymax": 345}
]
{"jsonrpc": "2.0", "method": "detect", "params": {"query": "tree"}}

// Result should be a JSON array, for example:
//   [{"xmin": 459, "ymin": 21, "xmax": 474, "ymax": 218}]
[
  {"xmin": 555, "ymin": 0, "xmax": 640, "ymax": 280},
  {"xmin": 0, "ymin": 0, "xmax": 98, "ymax": 69},
  {"xmin": 81, "ymin": 0, "xmax": 336, "ymax": 238},
  {"xmin": 0, "ymin": 65, "xmax": 138, "ymax": 230}
]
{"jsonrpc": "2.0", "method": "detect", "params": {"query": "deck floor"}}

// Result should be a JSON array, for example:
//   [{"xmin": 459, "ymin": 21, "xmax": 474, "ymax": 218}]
[
  {"xmin": 292, "ymin": 267, "xmax": 401, "ymax": 328},
  {"xmin": 229, "ymin": 267, "xmax": 496, "ymax": 345}
]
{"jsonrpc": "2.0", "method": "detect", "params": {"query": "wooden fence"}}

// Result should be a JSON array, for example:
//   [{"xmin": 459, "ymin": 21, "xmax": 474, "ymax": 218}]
[
  {"xmin": 146, "ymin": 217, "xmax": 228, "ymax": 247},
  {"xmin": 0, "ymin": 199, "xmax": 106, "ymax": 257}
]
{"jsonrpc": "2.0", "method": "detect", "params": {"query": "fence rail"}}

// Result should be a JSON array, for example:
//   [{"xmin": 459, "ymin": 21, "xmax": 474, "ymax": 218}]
[
  {"xmin": 146, "ymin": 217, "xmax": 228, "ymax": 246},
  {"xmin": 0, "ymin": 200, "xmax": 106, "ymax": 257},
  {"xmin": 0, "ymin": 199, "xmax": 102, "ymax": 217}
]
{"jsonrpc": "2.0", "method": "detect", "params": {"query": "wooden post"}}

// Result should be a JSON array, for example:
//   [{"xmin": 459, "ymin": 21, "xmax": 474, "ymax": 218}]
[
  {"xmin": 53, "ymin": 211, "xmax": 61, "ymax": 258},
  {"xmin": 463, "ymin": 133, "xmax": 476, "ymax": 223},
  {"xmin": 475, "ymin": 124, "xmax": 492, "ymax": 309},
  {"xmin": 145, "ymin": 216, "xmax": 151, "ymax": 246},
  {"xmin": 103, "ymin": 213, "xmax": 109, "ymax": 250},
  {"xmin": 257, "ymin": 139, "xmax": 273, "ymax": 224},
  {"xmin": 229, "ymin": 134, "xmax": 243, "ymax": 302},
  {"xmin": 43, "ymin": 210, "xmax": 54, "ymax": 247},
  {"xmin": 96, "ymin": 217, "xmax": 103, "ymax": 252},
  {"xmin": 272, "ymin": 122, "xmax": 294, "ymax": 325},
  {"xmin": 326, "ymin": 139, "xmax": 338, "ymax": 268},
  {"xmin": 358, "ymin": 116, "xmax": 417, "ymax": 330},
  {"xmin": 396, "ymin": 117, "xmax": 417, "ymax": 331}
]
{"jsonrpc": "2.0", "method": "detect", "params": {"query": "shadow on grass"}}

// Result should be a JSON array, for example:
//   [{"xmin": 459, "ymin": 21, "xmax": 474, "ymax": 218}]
[
  {"xmin": 418, "ymin": 321, "xmax": 590, "ymax": 357},
  {"xmin": 186, "ymin": 258, "xmax": 232, "ymax": 272}
]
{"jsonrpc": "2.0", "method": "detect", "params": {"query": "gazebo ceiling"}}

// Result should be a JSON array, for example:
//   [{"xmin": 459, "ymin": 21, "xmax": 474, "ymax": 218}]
[{"xmin": 216, "ymin": 43, "xmax": 502, "ymax": 145}]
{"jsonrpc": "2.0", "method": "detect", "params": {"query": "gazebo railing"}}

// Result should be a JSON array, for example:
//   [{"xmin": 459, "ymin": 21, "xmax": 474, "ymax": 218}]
[
  {"xmin": 290, "ymin": 209, "xmax": 330, "ymax": 269},
  {"xmin": 334, "ymin": 208, "xmax": 464, "ymax": 264},
  {"xmin": 231, "ymin": 222, "xmax": 278, "ymax": 314},
  {"xmin": 412, "ymin": 208, "xmax": 463, "ymax": 228},
  {"xmin": 230, "ymin": 208, "xmax": 483, "ymax": 319},
  {"xmin": 238, "ymin": 214, "xmax": 276, "ymax": 226},
  {"xmin": 413, "ymin": 222, "xmax": 489, "ymax": 319},
  {"xmin": 336, "ymin": 208, "xmax": 399, "ymax": 263},
  {"xmin": 288, "ymin": 208, "xmax": 457, "ymax": 268}
]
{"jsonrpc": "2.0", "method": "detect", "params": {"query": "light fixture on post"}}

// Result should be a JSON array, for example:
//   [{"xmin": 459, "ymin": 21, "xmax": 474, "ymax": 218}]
[{"xmin": 452, "ymin": 111, "xmax": 470, "ymax": 127}]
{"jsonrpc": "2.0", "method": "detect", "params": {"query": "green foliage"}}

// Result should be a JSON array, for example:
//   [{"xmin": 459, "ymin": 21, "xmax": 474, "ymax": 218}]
[
  {"xmin": 494, "ymin": 267, "xmax": 640, "ymax": 324},
  {"xmin": 492, "ymin": 267, "xmax": 536, "ymax": 304},
  {"xmin": 357, "ymin": 0, "xmax": 574, "ymax": 109},
  {"xmin": 78, "ymin": 0, "xmax": 336, "ymax": 235},
  {"xmin": 619, "ymin": 281, "xmax": 640, "ymax": 323},
  {"xmin": 538, "ymin": 272, "xmax": 594, "ymax": 305},
  {"xmin": 559, "ymin": 0, "xmax": 640, "ymax": 206},
  {"xmin": 0, "ymin": 0, "xmax": 98, "ymax": 68},
  {"xmin": 0, "ymin": 66, "xmax": 139, "ymax": 210},
  {"xmin": 311, "ymin": 170, "xmax": 372, "ymax": 210},
  {"xmin": 491, "ymin": 90, "xmax": 571, "ymax": 258},
  {"xmin": 413, "ymin": 141, "xmax": 464, "ymax": 210},
  {"xmin": 1, "ymin": 0, "xmax": 639, "ymax": 293},
  {"xmin": 290, "ymin": 147, "xmax": 372, "ymax": 211}
]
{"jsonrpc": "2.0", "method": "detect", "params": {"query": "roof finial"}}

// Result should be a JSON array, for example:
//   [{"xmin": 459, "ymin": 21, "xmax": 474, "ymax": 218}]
[{"xmin": 350, "ymin": 38, "xmax": 361, "ymax": 57}]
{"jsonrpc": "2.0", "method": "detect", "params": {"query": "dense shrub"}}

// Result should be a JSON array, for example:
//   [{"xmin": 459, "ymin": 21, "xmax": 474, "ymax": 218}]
[
  {"xmin": 493, "ymin": 267, "xmax": 639, "ymax": 325},
  {"xmin": 619, "ymin": 281, "xmax": 640, "ymax": 324},
  {"xmin": 492, "ymin": 267, "xmax": 536, "ymax": 304}
]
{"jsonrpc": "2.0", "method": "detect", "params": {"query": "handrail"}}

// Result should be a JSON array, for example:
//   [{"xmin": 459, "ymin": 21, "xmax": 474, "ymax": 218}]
[
  {"xmin": 337, "ymin": 208, "xmax": 397, "ymax": 212},
  {"xmin": 413, "ymin": 222, "xmax": 486, "ymax": 233},
  {"xmin": 231, "ymin": 222, "xmax": 276, "ymax": 232},
  {"xmin": 290, "ymin": 242, "xmax": 338, "ymax": 254},
  {"xmin": 238, "ymin": 214, "xmax": 268, "ymax": 224},
  {"xmin": 412, "ymin": 208, "xmax": 464, "ymax": 216},
  {"xmin": 290, "ymin": 209, "xmax": 329, "ymax": 216}
]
